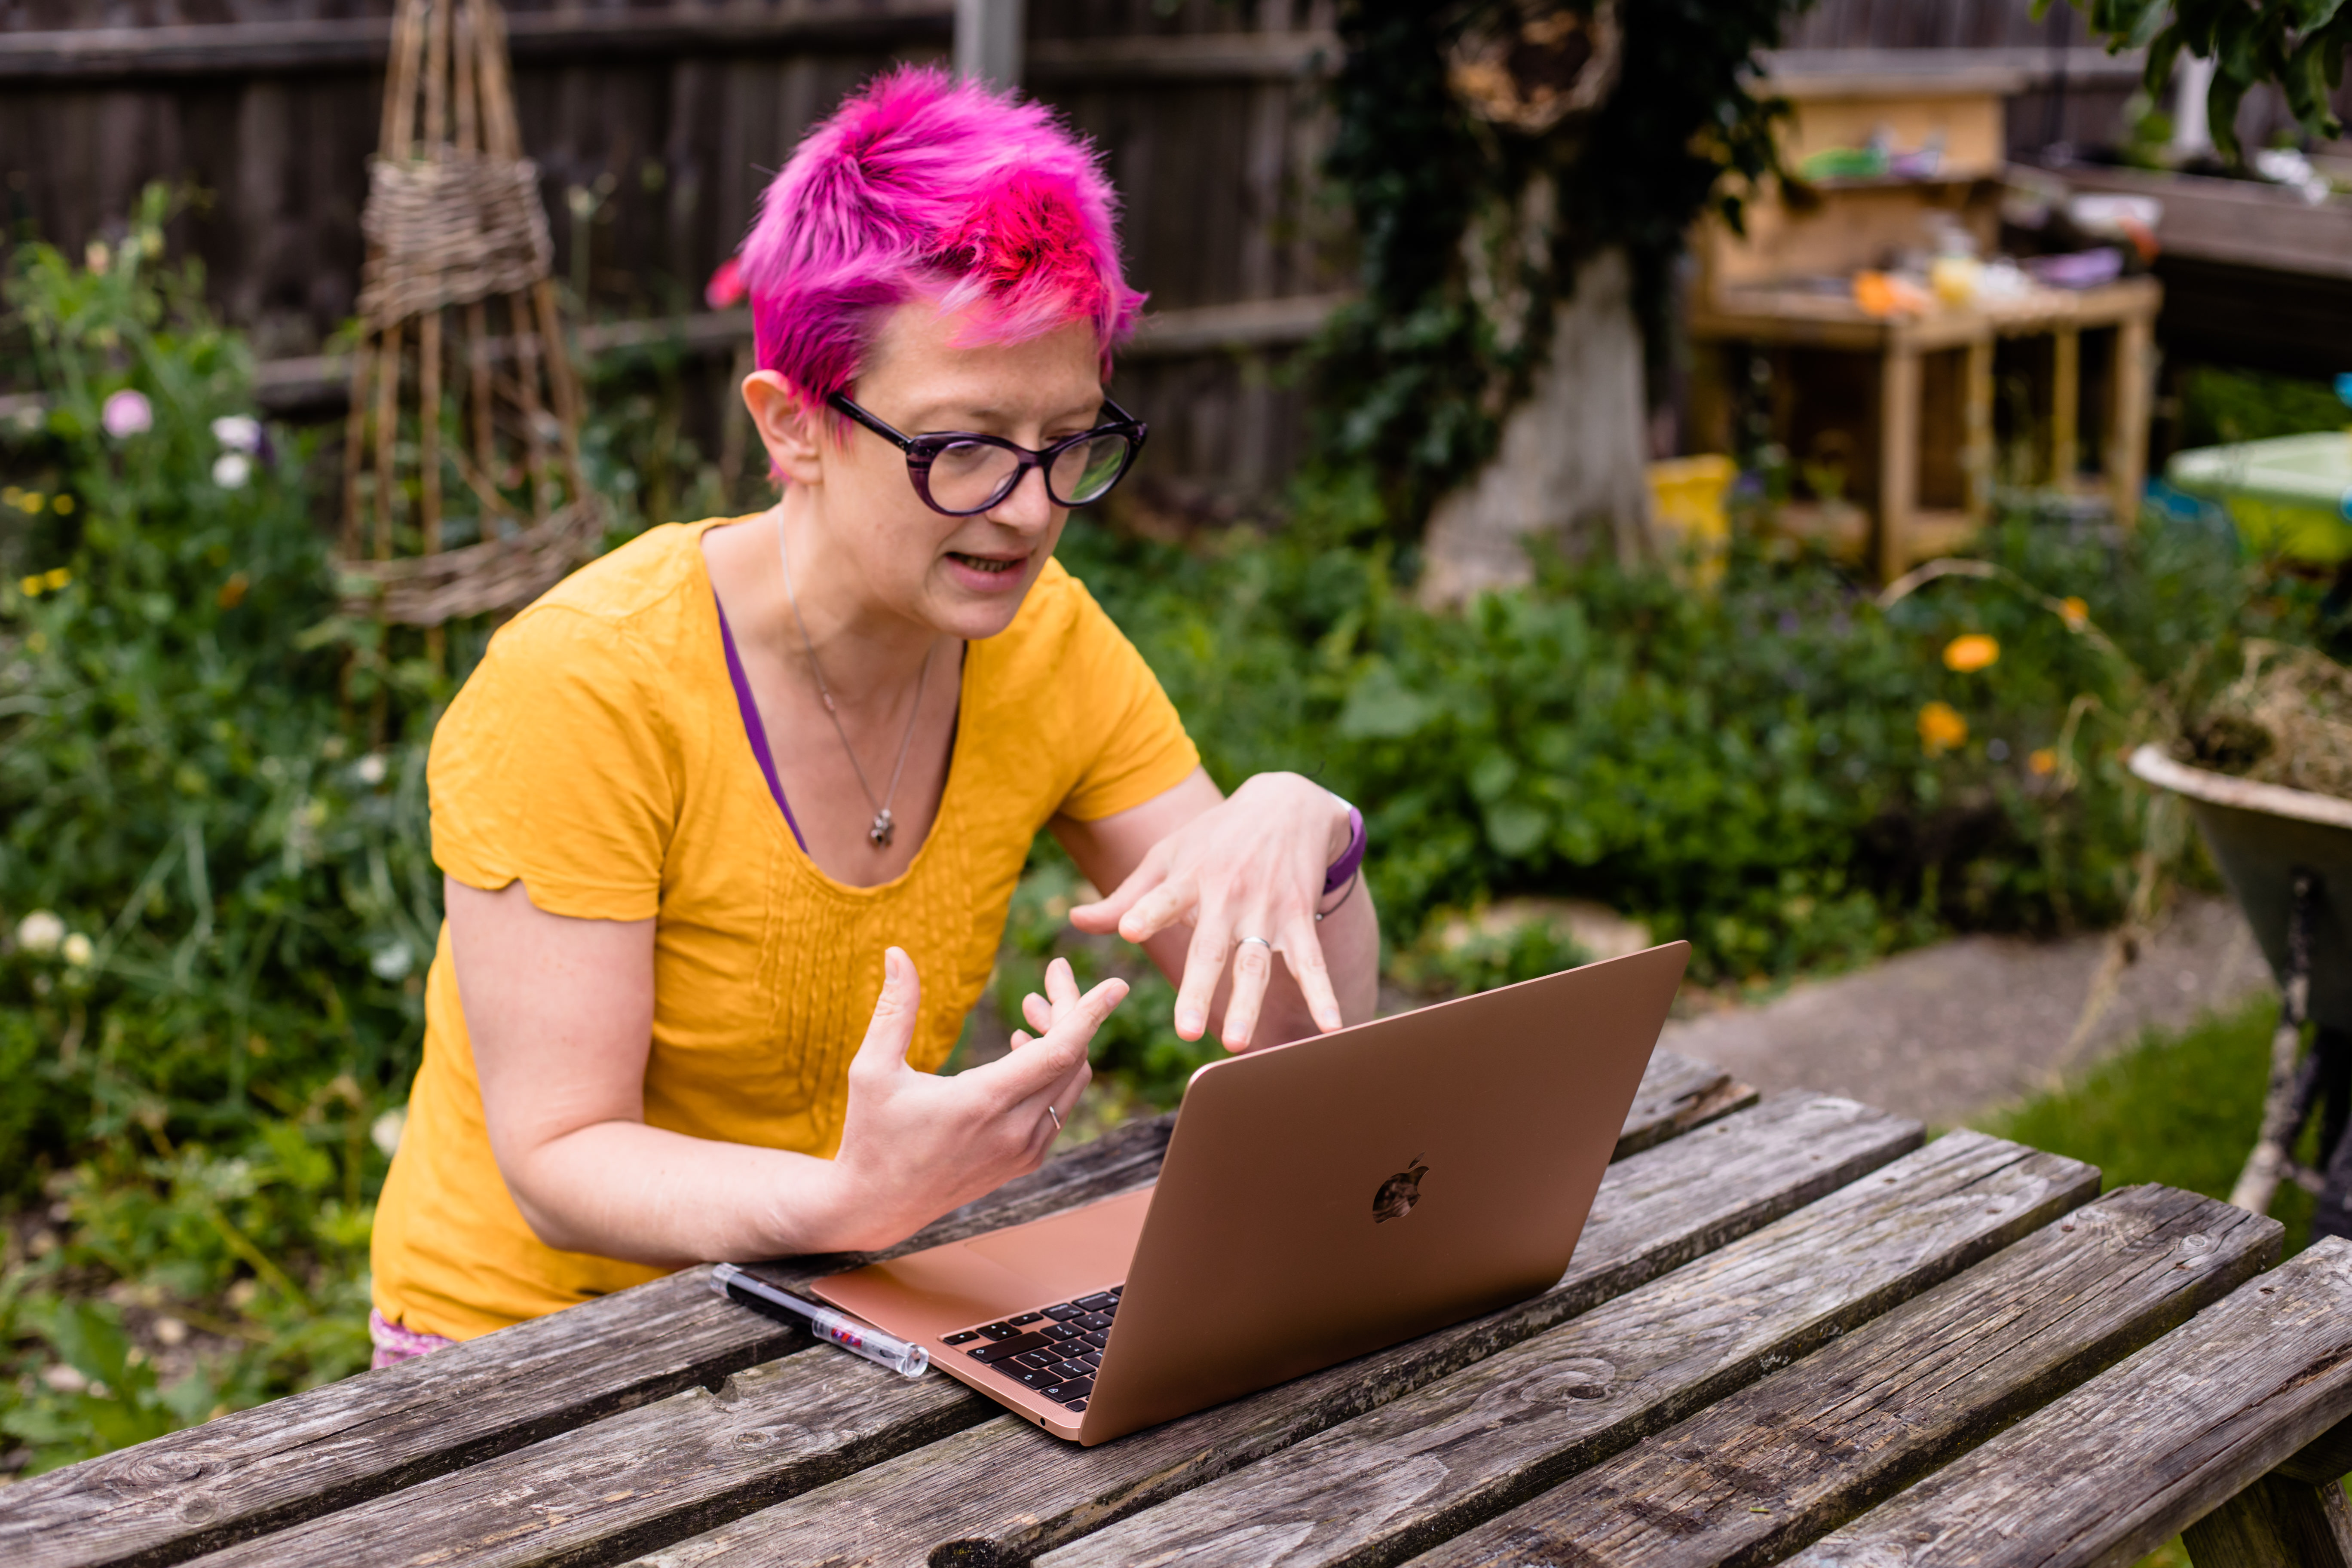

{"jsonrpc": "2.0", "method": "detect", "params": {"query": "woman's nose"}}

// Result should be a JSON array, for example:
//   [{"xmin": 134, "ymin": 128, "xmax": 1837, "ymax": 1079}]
[{"xmin": 985, "ymin": 462, "xmax": 1058, "ymax": 533}]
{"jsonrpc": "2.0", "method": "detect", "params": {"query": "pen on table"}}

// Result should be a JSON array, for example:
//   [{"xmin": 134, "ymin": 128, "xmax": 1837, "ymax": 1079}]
[{"xmin": 708, "ymin": 1262, "xmax": 929, "ymax": 1378}]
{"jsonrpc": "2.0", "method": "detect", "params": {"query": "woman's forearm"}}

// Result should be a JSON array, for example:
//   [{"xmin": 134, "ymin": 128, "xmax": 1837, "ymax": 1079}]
[{"xmin": 500, "ymin": 1120, "xmax": 849, "ymax": 1268}]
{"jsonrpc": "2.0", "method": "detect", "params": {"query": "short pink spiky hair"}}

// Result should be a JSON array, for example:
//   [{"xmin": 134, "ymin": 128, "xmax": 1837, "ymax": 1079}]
[{"xmin": 738, "ymin": 65, "xmax": 1144, "ymax": 408}]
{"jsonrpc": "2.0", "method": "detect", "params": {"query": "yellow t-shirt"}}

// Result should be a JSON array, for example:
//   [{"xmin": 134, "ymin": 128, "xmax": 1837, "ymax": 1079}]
[{"xmin": 371, "ymin": 519, "xmax": 1200, "ymax": 1340}]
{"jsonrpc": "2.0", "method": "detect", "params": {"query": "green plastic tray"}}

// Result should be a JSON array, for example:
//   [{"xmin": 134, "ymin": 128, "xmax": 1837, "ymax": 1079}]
[{"xmin": 2167, "ymin": 431, "xmax": 2352, "ymax": 564}]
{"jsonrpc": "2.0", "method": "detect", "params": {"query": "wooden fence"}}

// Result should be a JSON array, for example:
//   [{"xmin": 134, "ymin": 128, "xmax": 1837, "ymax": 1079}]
[
  {"xmin": 3, "ymin": 0, "xmax": 2344, "ymax": 508},
  {"xmin": 0, "ymin": 0, "xmax": 1349, "ymax": 513}
]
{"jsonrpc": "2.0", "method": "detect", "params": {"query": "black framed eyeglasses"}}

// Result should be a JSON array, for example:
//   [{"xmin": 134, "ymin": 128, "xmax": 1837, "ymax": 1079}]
[{"xmin": 828, "ymin": 392, "xmax": 1148, "ymax": 518}]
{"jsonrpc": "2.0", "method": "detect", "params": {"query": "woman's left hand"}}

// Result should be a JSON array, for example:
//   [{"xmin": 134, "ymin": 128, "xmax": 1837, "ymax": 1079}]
[{"xmin": 1069, "ymin": 772, "xmax": 1353, "ymax": 1050}]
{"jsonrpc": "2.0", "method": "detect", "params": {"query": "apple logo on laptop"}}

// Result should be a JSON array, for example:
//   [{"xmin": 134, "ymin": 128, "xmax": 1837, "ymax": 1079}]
[{"xmin": 1372, "ymin": 1158, "xmax": 1428, "ymax": 1223}]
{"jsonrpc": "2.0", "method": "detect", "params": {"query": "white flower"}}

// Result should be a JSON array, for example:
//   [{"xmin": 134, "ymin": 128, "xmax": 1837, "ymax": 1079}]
[
  {"xmin": 369, "ymin": 940, "xmax": 413, "ymax": 981},
  {"xmin": 211, "ymin": 453, "xmax": 252, "ymax": 490},
  {"xmin": 14, "ymin": 910, "xmax": 64, "ymax": 954},
  {"xmin": 371, "ymin": 1107, "xmax": 408, "ymax": 1158},
  {"xmin": 210, "ymin": 415, "xmax": 263, "ymax": 453},
  {"xmin": 101, "ymin": 389, "xmax": 152, "ymax": 438},
  {"xmin": 61, "ymin": 933, "xmax": 92, "ymax": 967},
  {"xmin": 354, "ymin": 753, "xmax": 389, "ymax": 786}
]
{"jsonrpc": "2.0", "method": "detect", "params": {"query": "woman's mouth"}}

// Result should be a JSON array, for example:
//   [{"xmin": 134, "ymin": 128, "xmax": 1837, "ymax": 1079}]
[{"xmin": 943, "ymin": 549, "xmax": 1032, "ymax": 592}]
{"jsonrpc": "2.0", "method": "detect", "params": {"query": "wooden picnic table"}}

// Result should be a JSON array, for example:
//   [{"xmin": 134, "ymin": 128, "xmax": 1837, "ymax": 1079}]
[{"xmin": 10, "ymin": 1048, "xmax": 2352, "ymax": 1568}]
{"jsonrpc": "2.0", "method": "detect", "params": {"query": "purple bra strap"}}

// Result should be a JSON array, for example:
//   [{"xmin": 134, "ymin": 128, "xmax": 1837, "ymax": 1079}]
[{"xmin": 713, "ymin": 594, "xmax": 809, "ymax": 851}]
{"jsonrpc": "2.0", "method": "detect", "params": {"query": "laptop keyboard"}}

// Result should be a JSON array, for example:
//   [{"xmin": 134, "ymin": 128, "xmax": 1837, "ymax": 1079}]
[{"xmin": 940, "ymin": 1286, "xmax": 1121, "ymax": 1412}]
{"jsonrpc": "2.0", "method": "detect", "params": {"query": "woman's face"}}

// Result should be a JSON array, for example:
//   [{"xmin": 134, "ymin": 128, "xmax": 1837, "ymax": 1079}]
[{"xmin": 803, "ymin": 300, "xmax": 1107, "ymax": 643}]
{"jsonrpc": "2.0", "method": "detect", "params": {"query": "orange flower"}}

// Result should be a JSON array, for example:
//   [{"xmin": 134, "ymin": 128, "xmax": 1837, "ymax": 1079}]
[
  {"xmin": 2027, "ymin": 747, "xmax": 2058, "ymax": 776},
  {"xmin": 2059, "ymin": 596, "xmax": 2088, "ymax": 629},
  {"xmin": 1942, "ymin": 634, "xmax": 2000, "ymax": 673},
  {"xmin": 1918, "ymin": 701, "xmax": 1969, "ymax": 755}
]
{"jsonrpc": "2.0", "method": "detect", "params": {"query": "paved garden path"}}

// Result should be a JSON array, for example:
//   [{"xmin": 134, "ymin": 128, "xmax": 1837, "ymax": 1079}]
[{"xmin": 1659, "ymin": 894, "xmax": 2272, "ymax": 1130}]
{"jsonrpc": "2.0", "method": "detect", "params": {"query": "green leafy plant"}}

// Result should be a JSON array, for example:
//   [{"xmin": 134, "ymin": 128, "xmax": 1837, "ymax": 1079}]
[
  {"xmin": 1063, "ymin": 496, "xmax": 2325, "ymax": 993},
  {"xmin": 2047, "ymin": 0, "xmax": 2348, "ymax": 162},
  {"xmin": 0, "ymin": 189, "xmax": 435, "ymax": 1469},
  {"xmin": 1389, "ymin": 914, "xmax": 1596, "ymax": 1001}
]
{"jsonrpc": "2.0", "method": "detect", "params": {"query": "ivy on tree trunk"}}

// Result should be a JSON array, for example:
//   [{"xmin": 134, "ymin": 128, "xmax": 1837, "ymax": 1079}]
[{"xmin": 1308, "ymin": 0, "xmax": 1796, "ymax": 540}]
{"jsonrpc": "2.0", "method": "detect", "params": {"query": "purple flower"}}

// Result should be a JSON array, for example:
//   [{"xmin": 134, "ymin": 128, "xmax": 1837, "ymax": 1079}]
[{"xmin": 101, "ymin": 389, "xmax": 152, "ymax": 438}]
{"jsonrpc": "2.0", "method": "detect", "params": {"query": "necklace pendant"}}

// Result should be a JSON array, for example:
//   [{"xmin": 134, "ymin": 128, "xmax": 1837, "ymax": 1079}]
[{"xmin": 869, "ymin": 808, "xmax": 894, "ymax": 847}]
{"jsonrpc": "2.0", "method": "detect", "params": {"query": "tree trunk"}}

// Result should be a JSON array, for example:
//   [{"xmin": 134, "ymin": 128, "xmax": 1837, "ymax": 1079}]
[{"xmin": 1419, "ymin": 245, "xmax": 1651, "ymax": 606}]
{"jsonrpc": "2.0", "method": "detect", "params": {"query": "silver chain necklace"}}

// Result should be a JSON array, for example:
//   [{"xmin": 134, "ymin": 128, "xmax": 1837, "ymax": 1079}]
[{"xmin": 775, "ymin": 513, "xmax": 935, "ymax": 848}]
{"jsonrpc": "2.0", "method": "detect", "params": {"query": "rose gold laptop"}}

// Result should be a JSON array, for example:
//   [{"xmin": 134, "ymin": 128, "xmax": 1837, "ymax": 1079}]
[{"xmin": 812, "ymin": 940, "xmax": 1689, "ymax": 1445}]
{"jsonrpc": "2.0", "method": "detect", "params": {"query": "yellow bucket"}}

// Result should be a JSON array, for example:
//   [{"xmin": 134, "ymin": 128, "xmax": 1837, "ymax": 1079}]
[{"xmin": 1647, "ymin": 455, "xmax": 1737, "ymax": 584}]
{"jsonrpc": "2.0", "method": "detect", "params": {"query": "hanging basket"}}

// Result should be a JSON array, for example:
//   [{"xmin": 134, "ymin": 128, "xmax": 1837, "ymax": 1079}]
[{"xmin": 1447, "ymin": 0, "xmax": 1622, "ymax": 137}]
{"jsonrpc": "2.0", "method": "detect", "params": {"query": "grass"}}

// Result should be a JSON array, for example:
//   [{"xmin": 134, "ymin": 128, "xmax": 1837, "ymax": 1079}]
[
  {"xmin": 1973, "ymin": 994, "xmax": 2327, "ymax": 1566},
  {"xmin": 1974, "ymin": 994, "xmax": 2314, "ymax": 1254}
]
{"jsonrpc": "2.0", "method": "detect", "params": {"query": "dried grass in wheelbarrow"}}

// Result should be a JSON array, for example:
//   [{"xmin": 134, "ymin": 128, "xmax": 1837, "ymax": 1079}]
[{"xmin": 2183, "ymin": 641, "xmax": 2352, "ymax": 804}]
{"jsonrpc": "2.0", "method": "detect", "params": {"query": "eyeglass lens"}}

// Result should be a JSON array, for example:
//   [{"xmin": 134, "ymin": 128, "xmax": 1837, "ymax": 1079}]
[{"xmin": 925, "ymin": 432, "xmax": 1134, "ymax": 513}]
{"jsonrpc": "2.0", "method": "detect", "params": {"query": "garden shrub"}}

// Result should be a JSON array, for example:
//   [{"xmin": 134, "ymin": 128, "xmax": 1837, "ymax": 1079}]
[
  {"xmin": 1064, "ymin": 496, "xmax": 2323, "ymax": 982},
  {"xmin": 0, "ymin": 194, "xmax": 441, "ymax": 1469},
  {"xmin": 955, "ymin": 494, "xmax": 2328, "ymax": 1110}
]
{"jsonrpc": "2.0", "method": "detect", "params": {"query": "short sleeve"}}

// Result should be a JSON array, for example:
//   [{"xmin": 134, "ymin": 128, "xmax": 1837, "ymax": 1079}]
[
  {"xmin": 1053, "ymin": 579, "xmax": 1202, "ymax": 823},
  {"xmin": 428, "ymin": 605, "xmax": 680, "ymax": 921}
]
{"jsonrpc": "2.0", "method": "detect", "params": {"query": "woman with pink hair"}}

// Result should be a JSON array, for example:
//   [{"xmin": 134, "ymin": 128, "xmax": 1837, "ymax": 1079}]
[{"xmin": 368, "ymin": 66, "xmax": 1379, "ymax": 1358}]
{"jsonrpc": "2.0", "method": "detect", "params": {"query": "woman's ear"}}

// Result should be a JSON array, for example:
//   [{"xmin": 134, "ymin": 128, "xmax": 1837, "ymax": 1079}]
[{"xmin": 741, "ymin": 370, "xmax": 828, "ymax": 488}]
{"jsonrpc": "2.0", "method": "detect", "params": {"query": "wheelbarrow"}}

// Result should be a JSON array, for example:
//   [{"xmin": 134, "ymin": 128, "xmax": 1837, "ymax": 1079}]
[{"xmin": 2130, "ymin": 745, "xmax": 2352, "ymax": 1232}]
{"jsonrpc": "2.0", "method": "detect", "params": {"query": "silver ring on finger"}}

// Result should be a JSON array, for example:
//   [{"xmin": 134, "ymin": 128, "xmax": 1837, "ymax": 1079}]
[
  {"xmin": 1236, "ymin": 934, "xmax": 1276, "ymax": 956},
  {"xmin": 1044, "ymin": 1104, "xmax": 1063, "ymax": 1133}
]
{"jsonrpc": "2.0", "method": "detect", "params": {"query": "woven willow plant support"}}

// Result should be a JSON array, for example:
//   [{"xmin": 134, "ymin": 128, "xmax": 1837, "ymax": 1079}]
[{"xmin": 338, "ymin": 0, "xmax": 600, "ymax": 628}]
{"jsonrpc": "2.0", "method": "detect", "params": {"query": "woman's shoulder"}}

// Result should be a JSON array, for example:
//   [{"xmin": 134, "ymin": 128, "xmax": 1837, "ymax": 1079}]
[
  {"xmin": 528, "ymin": 520, "xmax": 714, "ymax": 625},
  {"xmin": 977, "ymin": 554, "xmax": 1158, "ymax": 708},
  {"xmin": 997, "ymin": 555, "xmax": 1115, "ymax": 654},
  {"xmin": 489, "ymin": 520, "xmax": 722, "ymax": 670}
]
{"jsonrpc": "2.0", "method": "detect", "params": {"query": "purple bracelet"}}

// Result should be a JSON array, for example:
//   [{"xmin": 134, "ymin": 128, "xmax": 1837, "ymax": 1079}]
[{"xmin": 1323, "ymin": 802, "xmax": 1366, "ymax": 896}]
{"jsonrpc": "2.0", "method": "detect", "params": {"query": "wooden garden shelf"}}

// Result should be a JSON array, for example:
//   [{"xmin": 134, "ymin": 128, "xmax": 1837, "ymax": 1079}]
[{"xmin": 1692, "ymin": 276, "xmax": 2161, "ymax": 580}]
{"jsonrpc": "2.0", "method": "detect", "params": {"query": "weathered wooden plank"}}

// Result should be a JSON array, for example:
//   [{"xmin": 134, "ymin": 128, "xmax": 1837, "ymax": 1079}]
[
  {"xmin": 621, "ymin": 1091, "xmax": 1920, "ymax": 1568},
  {"xmin": 1404, "ymin": 1184, "xmax": 2279, "ymax": 1568},
  {"xmin": 1035, "ymin": 1130, "xmax": 2098, "ymax": 1568},
  {"xmin": 2277, "ymin": 1412, "xmax": 2352, "ymax": 1485},
  {"xmin": 0, "ymin": 1112, "xmax": 1176, "ymax": 1568},
  {"xmin": 0, "ymin": 6, "xmax": 953, "ymax": 83},
  {"xmin": 1615, "ymin": 1050, "xmax": 1754, "ymax": 1159},
  {"xmin": 2183, "ymin": 1473, "xmax": 2352, "ymax": 1568},
  {"xmin": 1025, "ymin": 30, "xmax": 1341, "ymax": 83},
  {"xmin": 181, "ymin": 1353, "xmax": 996, "ymax": 1568},
  {"xmin": 174, "ymin": 1074, "xmax": 1805, "ymax": 1568},
  {"xmin": 1787, "ymin": 1237, "xmax": 2352, "ymax": 1568},
  {"xmin": 0, "ymin": 1052, "xmax": 1728, "ymax": 1568}
]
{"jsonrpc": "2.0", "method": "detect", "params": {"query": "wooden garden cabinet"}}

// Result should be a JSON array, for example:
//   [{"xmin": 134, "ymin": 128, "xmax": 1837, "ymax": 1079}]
[{"xmin": 1688, "ymin": 66, "xmax": 2160, "ymax": 581}]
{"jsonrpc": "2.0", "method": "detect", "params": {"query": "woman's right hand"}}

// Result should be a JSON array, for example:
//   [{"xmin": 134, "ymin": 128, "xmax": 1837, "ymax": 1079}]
[{"xmin": 815, "ymin": 948, "xmax": 1125, "ymax": 1253}]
